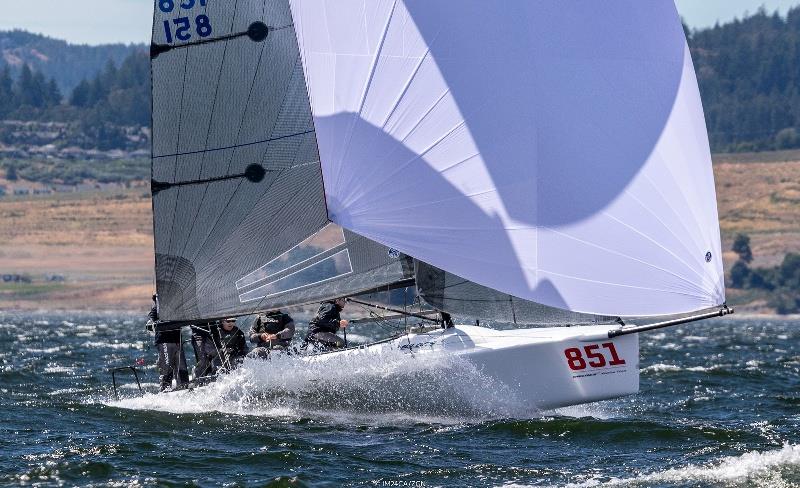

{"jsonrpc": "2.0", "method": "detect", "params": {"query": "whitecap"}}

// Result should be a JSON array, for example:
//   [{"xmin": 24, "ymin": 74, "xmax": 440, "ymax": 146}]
[
  {"xmin": 82, "ymin": 341, "xmax": 142, "ymax": 350},
  {"xmin": 43, "ymin": 365, "xmax": 76, "ymax": 374},
  {"xmin": 642, "ymin": 363, "xmax": 682, "ymax": 373},
  {"xmin": 537, "ymin": 444, "xmax": 800, "ymax": 487},
  {"xmin": 683, "ymin": 335, "xmax": 708, "ymax": 342},
  {"xmin": 27, "ymin": 346, "xmax": 64, "ymax": 354}
]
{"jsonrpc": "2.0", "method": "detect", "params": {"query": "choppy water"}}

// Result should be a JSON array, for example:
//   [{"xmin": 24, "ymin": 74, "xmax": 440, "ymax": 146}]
[{"xmin": 0, "ymin": 313, "xmax": 799, "ymax": 487}]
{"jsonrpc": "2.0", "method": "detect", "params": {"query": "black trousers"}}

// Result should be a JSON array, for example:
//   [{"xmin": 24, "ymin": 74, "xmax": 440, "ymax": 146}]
[
  {"xmin": 306, "ymin": 331, "xmax": 346, "ymax": 349},
  {"xmin": 192, "ymin": 335, "xmax": 219, "ymax": 379},
  {"xmin": 157, "ymin": 342, "xmax": 189, "ymax": 391}
]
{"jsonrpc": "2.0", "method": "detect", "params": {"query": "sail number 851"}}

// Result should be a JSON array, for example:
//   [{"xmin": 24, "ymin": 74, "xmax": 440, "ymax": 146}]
[
  {"xmin": 163, "ymin": 16, "xmax": 212, "ymax": 43},
  {"xmin": 564, "ymin": 343, "xmax": 626, "ymax": 371}
]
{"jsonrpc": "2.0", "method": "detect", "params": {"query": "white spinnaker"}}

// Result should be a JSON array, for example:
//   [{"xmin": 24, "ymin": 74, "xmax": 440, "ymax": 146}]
[{"xmin": 289, "ymin": 0, "xmax": 725, "ymax": 317}]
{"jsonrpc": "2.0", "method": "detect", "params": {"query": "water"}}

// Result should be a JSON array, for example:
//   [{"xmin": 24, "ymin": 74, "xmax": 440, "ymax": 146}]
[{"xmin": 1, "ymin": 314, "xmax": 799, "ymax": 487}]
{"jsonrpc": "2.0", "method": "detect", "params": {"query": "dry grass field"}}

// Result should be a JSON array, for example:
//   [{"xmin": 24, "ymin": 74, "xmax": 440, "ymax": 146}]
[
  {"xmin": 0, "ymin": 152, "xmax": 798, "ymax": 314},
  {"xmin": 716, "ymin": 160, "xmax": 800, "ymax": 266},
  {"xmin": 0, "ymin": 189, "xmax": 154, "ymax": 311}
]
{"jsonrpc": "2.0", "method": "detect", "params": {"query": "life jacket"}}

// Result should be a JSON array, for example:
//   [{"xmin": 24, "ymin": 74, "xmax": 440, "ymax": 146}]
[{"xmin": 256, "ymin": 311, "xmax": 292, "ymax": 335}]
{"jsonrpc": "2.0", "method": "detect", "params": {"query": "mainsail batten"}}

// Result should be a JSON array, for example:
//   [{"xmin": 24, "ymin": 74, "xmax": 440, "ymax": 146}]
[
  {"xmin": 289, "ymin": 0, "xmax": 725, "ymax": 318},
  {"xmin": 151, "ymin": 0, "xmax": 411, "ymax": 322}
]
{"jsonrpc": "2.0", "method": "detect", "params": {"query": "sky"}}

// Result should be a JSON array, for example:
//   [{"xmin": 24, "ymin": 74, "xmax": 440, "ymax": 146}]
[{"xmin": 0, "ymin": 0, "xmax": 798, "ymax": 46}]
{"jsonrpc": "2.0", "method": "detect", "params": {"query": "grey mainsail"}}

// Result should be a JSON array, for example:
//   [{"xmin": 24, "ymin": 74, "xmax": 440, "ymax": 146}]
[{"xmin": 150, "ymin": 0, "xmax": 410, "ymax": 321}]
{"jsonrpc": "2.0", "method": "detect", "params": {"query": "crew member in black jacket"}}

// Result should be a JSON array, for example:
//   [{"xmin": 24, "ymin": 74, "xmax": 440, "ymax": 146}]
[
  {"xmin": 148, "ymin": 294, "xmax": 188, "ymax": 391},
  {"xmin": 304, "ymin": 297, "xmax": 348, "ymax": 349},
  {"xmin": 248, "ymin": 310, "xmax": 295, "ymax": 358},
  {"xmin": 217, "ymin": 318, "xmax": 248, "ymax": 370}
]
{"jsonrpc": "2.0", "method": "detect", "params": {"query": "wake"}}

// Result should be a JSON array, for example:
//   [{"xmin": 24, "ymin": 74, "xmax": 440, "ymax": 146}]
[{"xmin": 107, "ymin": 345, "xmax": 533, "ymax": 423}]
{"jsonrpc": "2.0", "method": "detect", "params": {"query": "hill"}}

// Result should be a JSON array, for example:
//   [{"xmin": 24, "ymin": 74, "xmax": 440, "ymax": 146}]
[
  {"xmin": 0, "ymin": 30, "xmax": 143, "ymax": 94},
  {"xmin": 690, "ymin": 7, "xmax": 800, "ymax": 152}
]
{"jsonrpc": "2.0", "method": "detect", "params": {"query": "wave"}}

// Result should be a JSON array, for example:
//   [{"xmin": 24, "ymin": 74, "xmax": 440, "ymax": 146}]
[
  {"xmin": 544, "ymin": 444, "xmax": 800, "ymax": 487},
  {"xmin": 106, "ymin": 345, "xmax": 533, "ymax": 423},
  {"xmin": 81, "ymin": 341, "xmax": 143, "ymax": 350},
  {"xmin": 642, "ymin": 363, "xmax": 727, "ymax": 374}
]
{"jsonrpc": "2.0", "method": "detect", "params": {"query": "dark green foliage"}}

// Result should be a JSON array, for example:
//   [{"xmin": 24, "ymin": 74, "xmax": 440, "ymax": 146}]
[
  {"xmin": 747, "ymin": 267, "xmax": 776, "ymax": 291},
  {"xmin": 769, "ymin": 290, "xmax": 800, "ymax": 314},
  {"xmin": 0, "ymin": 30, "xmax": 141, "ymax": 94},
  {"xmin": 690, "ymin": 7, "xmax": 800, "ymax": 152},
  {"xmin": 729, "ymin": 247, "xmax": 799, "ymax": 314},
  {"xmin": 0, "ymin": 49, "xmax": 149, "ymax": 149},
  {"xmin": 779, "ymin": 253, "xmax": 800, "ymax": 289},
  {"xmin": 0, "ymin": 158, "xmax": 149, "ymax": 185},
  {"xmin": 730, "ymin": 261, "xmax": 751, "ymax": 288},
  {"xmin": 0, "ymin": 66, "xmax": 13, "ymax": 116},
  {"xmin": 5, "ymin": 164, "xmax": 17, "ymax": 181},
  {"xmin": 71, "ymin": 51, "xmax": 151, "ymax": 127},
  {"xmin": 732, "ymin": 233, "xmax": 753, "ymax": 263}
]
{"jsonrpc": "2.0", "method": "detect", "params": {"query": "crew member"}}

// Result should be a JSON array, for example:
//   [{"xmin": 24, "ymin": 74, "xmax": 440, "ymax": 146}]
[
  {"xmin": 217, "ymin": 318, "xmax": 248, "ymax": 370},
  {"xmin": 191, "ymin": 322, "xmax": 218, "ymax": 379},
  {"xmin": 248, "ymin": 310, "xmax": 295, "ymax": 358},
  {"xmin": 148, "ymin": 294, "xmax": 189, "ymax": 392},
  {"xmin": 304, "ymin": 297, "xmax": 348, "ymax": 349}
]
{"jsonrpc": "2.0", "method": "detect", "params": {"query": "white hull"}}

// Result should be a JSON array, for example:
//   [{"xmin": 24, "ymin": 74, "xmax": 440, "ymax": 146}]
[{"xmin": 306, "ymin": 324, "xmax": 639, "ymax": 411}]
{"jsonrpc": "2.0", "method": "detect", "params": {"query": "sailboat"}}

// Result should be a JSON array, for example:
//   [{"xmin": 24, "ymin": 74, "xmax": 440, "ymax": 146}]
[{"xmin": 147, "ymin": 0, "xmax": 732, "ymax": 410}]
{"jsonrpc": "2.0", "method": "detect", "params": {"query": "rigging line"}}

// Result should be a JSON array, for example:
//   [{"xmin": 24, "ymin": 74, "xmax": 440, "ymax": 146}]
[{"xmin": 152, "ymin": 130, "xmax": 315, "ymax": 159}]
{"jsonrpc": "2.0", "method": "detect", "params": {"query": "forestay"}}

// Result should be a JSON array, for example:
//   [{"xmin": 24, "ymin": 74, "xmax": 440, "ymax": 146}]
[
  {"xmin": 150, "ymin": 0, "xmax": 410, "ymax": 321},
  {"xmin": 290, "ymin": 0, "xmax": 725, "ymax": 317}
]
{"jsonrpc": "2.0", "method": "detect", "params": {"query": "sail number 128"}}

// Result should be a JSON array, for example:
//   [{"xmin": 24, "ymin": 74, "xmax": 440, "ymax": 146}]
[{"xmin": 564, "ymin": 343, "xmax": 626, "ymax": 371}]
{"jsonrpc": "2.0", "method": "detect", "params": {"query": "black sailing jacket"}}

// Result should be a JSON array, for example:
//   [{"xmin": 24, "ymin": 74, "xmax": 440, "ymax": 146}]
[
  {"xmin": 306, "ymin": 301, "xmax": 342, "ymax": 336},
  {"xmin": 249, "ymin": 311, "xmax": 295, "ymax": 347}
]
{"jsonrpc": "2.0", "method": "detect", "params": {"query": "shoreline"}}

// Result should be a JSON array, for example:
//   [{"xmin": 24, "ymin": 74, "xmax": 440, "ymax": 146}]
[{"xmin": 0, "ymin": 309, "xmax": 797, "ymax": 322}]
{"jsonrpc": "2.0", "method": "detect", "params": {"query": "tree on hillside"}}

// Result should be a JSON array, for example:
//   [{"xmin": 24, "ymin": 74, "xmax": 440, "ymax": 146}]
[
  {"xmin": 13, "ymin": 64, "xmax": 61, "ymax": 109},
  {"xmin": 6, "ymin": 165, "xmax": 18, "ymax": 181},
  {"xmin": 0, "ymin": 66, "xmax": 14, "ymax": 116},
  {"xmin": 16, "ymin": 65, "xmax": 42, "ymax": 107},
  {"xmin": 45, "ymin": 78, "xmax": 62, "ymax": 106},
  {"xmin": 732, "ymin": 233, "xmax": 753, "ymax": 263},
  {"xmin": 779, "ymin": 253, "xmax": 800, "ymax": 288},
  {"xmin": 70, "ymin": 79, "xmax": 91, "ymax": 107},
  {"xmin": 729, "ymin": 261, "xmax": 751, "ymax": 288}
]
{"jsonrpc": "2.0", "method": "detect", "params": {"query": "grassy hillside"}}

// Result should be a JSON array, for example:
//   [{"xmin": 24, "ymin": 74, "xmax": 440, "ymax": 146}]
[{"xmin": 0, "ymin": 188, "xmax": 154, "ymax": 311}]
